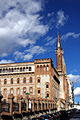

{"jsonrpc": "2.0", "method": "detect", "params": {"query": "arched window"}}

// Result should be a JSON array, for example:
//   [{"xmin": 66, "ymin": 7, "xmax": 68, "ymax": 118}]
[
  {"xmin": 46, "ymin": 93, "xmax": 49, "ymax": 98},
  {"xmin": 3, "ymin": 69, "xmax": 5, "ymax": 73},
  {"xmin": 17, "ymin": 78, "xmax": 20, "ymax": 84},
  {"xmin": 29, "ymin": 87, "xmax": 33, "ymax": 93},
  {"xmin": 37, "ymin": 78, "xmax": 40, "ymax": 83},
  {"xmin": 23, "ymin": 77, "xmax": 26, "ymax": 83},
  {"xmin": 10, "ymin": 88, "xmax": 14, "ymax": 94},
  {"xmin": 29, "ymin": 67, "xmax": 31, "ymax": 71},
  {"xmin": 20, "ymin": 67, "xmax": 22, "ymax": 72},
  {"xmin": 29, "ymin": 77, "xmax": 33, "ymax": 83},
  {"xmin": 37, "ymin": 65, "xmax": 39, "ymax": 68},
  {"xmin": 23, "ymin": 87, "xmax": 27, "ymax": 94},
  {"xmin": 11, "ymin": 68, "xmax": 14, "ymax": 72},
  {"xmin": 4, "ymin": 79, "xmax": 7, "ymax": 84},
  {"xmin": 9, "ymin": 68, "xmax": 11, "ymax": 72},
  {"xmin": 40, "ymin": 65, "xmax": 42, "ymax": 68},
  {"xmin": 37, "ymin": 88, "xmax": 41, "ymax": 94},
  {"xmin": 3, "ymin": 88, "xmax": 7, "ymax": 97},
  {"xmin": 46, "ymin": 83, "xmax": 49, "ymax": 88},
  {"xmin": 17, "ymin": 88, "xmax": 20, "ymax": 95},
  {"xmin": 11, "ymin": 78, "xmax": 13, "ymax": 84},
  {"xmin": 23, "ymin": 67, "xmax": 25, "ymax": 71}
]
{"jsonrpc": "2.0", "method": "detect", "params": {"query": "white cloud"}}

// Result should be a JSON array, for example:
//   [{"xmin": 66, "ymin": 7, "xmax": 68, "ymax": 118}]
[
  {"xmin": 26, "ymin": 45, "xmax": 46, "ymax": 55},
  {"xmin": 14, "ymin": 45, "xmax": 46, "ymax": 61},
  {"xmin": 0, "ymin": 0, "xmax": 48, "ymax": 55},
  {"xmin": 74, "ymin": 87, "xmax": 80, "ymax": 96},
  {"xmin": 19, "ymin": 39, "xmax": 35, "ymax": 47},
  {"xmin": 0, "ymin": 60, "xmax": 14, "ymax": 64},
  {"xmin": 14, "ymin": 51, "xmax": 24, "ymax": 60},
  {"xmin": 56, "ymin": 10, "xmax": 68, "ymax": 28},
  {"xmin": 61, "ymin": 32, "xmax": 80, "ymax": 40},
  {"xmin": 23, "ymin": 54, "xmax": 33, "ymax": 61},
  {"xmin": 1, "ymin": 53, "xmax": 8, "ymax": 57},
  {"xmin": 45, "ymin": 37, "xmax": 57, "ymax": 46},
  {"xmin": 68, "ymin": 74, "xmax": 80, "ymax": 83},
  {"xmin": 0, "ymin": 0, "xmax": 42, "ymax": 17}
]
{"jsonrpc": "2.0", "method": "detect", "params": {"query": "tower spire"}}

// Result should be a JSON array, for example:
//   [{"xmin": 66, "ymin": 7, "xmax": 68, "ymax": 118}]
[
  {"xmin": 56, "ymin": 33, "xmax": 66, "ymax": 73},
  {"xmin": 57, "ymin": 32, "xmax": 61, "ymax": 49}
]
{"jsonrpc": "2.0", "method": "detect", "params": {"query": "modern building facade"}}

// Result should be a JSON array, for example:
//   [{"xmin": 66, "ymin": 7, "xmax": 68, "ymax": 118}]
[{"xmin": 0, "ymin": 33, "xmax": 73, "ymax": 110}]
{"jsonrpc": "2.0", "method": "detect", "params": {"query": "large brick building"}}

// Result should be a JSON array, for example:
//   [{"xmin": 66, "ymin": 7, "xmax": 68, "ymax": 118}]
[{"xmin": 0, "ymin": 33, "xmax": 73, "ymax": 110}]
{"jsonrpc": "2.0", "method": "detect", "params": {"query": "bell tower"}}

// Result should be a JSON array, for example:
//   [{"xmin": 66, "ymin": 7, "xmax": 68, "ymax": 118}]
[{"xmin": 56, "ymin": 33, "xmax": 66, "ymax": 73}]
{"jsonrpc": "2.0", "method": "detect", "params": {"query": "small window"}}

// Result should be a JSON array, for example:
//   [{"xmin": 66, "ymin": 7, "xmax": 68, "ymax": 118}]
[
  {"xmin": 23, "ymin": 77, "xmax": 26, "ymax": 83},
  {"xmin": 29, "ymin": 67, "xmax": 31, "ymax": 71},
  {"xmin": 4, "ymin": 79, "xmax": 7, "ymax": 84},
  {"xmin": 40, "ymin": 65, "xmax": 42, "ymax": 68},
  {"xmin": 20, "ymin": 67, "xmax": 22, "ymax": 72},
  {"xmin": 29, "ymin": 87, "xmax": 33, "ymax": 93},
  {"xmin": 11, "ymin": 68, "xmax": 14, "ymax": 72},
  {"xmin": 46, "ymin": 84, "xmax": 49, "ymax": 88},
  {"xmin": 17, "ymin": 78, "xmax": 20, "ymax": 84},
  {"xmin": 3, "ymin": 69, "xmax": 5, "ymax": 73},
  {"xmin": 11, "ymin": 78, "xmax": 13, "ymax": 84},
  {"xmin": 38, "ymin": 89, "xmax": 40, "ymax": 94},
  {"xmin": 37, "ymin": 78, "xmax": 40, "ymax": 83},
  {"xmin": 37, "ymin": 65, "xmax": 39, "ymax": 68},
  {"xmin": 46, "ymin": 93, "xmax": 49, "ymax": 97},
  {"xmin": 23, "ymin": 67, "xmax": 25, "ymax": 71},
  {"xmin": 29, "ymin": 77, "xmax": 33, "ymax": 83}
]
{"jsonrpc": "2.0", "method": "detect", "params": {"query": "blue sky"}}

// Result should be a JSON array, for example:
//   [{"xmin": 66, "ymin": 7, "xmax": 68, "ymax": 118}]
[{"xmin": 0, "ymin": 0, "xmax": 80, "ymax": 103}]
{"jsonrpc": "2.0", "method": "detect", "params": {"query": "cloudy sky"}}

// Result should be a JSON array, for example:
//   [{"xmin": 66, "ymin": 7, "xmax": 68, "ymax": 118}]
[{"xmin": 0, "ymin": 0, "xmax": 80, "ymax": 103}]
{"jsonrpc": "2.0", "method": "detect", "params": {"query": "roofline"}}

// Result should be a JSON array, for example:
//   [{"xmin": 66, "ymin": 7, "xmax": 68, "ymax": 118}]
[{"xmin": 0, "ymin": 58, "xmax": 53, "ymax": 66}]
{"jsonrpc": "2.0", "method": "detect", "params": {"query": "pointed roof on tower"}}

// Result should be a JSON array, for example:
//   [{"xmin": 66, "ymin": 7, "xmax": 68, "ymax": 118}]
[{"xmin": 57, "ymin": 32, "xmax": 62, "ymax": 49}]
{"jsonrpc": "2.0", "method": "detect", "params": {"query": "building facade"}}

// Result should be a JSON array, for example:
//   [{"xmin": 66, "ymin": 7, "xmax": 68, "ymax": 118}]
[
  {"xmin": 0, "ymin": 33, "xmax": 73, "ymax": 110},
  {"xmin": 0, "ymin": 58, "xmax": 60, "ymax": 103}
]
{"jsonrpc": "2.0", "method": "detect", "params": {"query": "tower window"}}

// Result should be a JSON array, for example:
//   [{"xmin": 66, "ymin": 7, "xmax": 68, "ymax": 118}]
[
  {"xmin": 46, "ymin": 84, "xmax": 49, "ymax": 88},
  {"xmin": 37, "ymin": 78, "xmax": 40, "ymax": 83},
  {"xmin": 38, "ymin": 89, "xmax": 40, "ymax": 94},
  {"xmin": 46, "ymin": 82, "xmax": 49, "ymax": 88}
]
